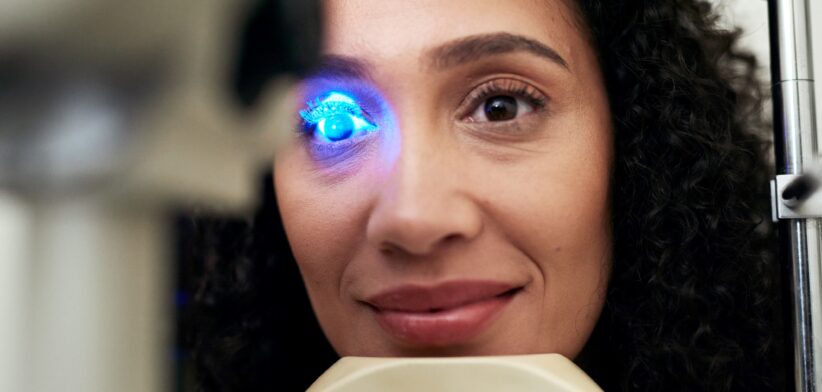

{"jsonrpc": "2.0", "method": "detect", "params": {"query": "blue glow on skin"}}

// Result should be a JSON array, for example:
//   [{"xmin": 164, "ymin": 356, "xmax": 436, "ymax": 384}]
[{"xmin": 300, "ymin": 91, "xmax": 376, "ymax": 142}]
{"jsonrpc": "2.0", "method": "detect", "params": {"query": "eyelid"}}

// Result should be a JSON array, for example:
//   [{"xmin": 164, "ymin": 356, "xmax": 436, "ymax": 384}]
[
  {"xmin": 297, "ymin": 81, "xmax": 386, "ymax": 123},
  {"xmin": 300, "ymin": 96, "xmax": 373, "ymax": 125},
  {"xmin": 306, "ymin": 130, "xmax": 377, "ymax": 162}
]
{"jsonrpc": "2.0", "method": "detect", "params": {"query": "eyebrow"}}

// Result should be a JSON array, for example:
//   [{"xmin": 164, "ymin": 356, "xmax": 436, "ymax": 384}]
[
  {"xmin": 305, "ymin": 55, "xmax": 374, "ymax": 81},
  {"xmin": 426, "ymin": 32, "xmax": 569, "ymax": 72},
  {"xmin": 305, "ymin": 32, "xmax": 569, "ymax": 82}
]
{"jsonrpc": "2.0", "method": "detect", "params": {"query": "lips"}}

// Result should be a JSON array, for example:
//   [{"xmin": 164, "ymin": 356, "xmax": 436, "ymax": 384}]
[{"xmin": 364, "ymin": 281, "xmax": 521, "ymax": 346}]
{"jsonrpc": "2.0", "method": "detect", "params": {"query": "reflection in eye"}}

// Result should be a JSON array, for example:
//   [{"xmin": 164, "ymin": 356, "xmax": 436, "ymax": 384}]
[{"xmin": 300, "ymin": 92, "xmax": 377, "ymax": 142}]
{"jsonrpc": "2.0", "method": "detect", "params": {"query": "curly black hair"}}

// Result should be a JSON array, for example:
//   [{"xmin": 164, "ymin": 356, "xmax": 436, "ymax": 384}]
[{"xmin": 188, "ymin": 0, "xmax": 784, "ymax": 390}]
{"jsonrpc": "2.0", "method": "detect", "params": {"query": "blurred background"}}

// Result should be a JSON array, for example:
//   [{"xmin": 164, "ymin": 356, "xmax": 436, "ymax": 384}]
[
  {"xmin": 0, "ymin": 0, "xmax": 322, "ymax": 391},
  {"xmin": 0, "ymin": 0, "xmax": 819, "ymax": 391}
]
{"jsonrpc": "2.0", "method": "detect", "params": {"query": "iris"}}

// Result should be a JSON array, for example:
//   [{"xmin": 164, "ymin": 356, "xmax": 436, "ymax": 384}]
[
  {"xmin": 484, "ymin": 96, "xmax": 518, "ymax": 121},
  {"xmin": 319, "ymin": 113, "xmax": 355, "ymax": 141}
]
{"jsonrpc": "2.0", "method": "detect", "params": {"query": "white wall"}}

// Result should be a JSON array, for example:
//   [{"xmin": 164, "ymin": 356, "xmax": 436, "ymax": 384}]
[
  {"xmin": 713, "ymin": 0, "xmax": 821, "ymax": 143},
  {"xmin": 0, "ymin": 194, "xmax": 29, "ymax": 392}
]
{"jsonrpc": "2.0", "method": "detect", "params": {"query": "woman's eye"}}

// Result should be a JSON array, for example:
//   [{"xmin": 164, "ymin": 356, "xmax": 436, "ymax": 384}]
[
  {"xmin": 469, "ymin": 95, "xmax": 535, "ymax": 122},
  {"xmin": 300, "ymin": 92, "xmax": 377, "ymax": 143},
  {"xmin": 312, "ymin": 111, "xmax": 375, "ymax": 142}
]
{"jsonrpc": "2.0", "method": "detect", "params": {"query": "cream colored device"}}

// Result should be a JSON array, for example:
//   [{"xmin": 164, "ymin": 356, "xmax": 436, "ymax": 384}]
[{"xmin": 309, "ymin": 354, "xmax": 602, "ymax": 392}]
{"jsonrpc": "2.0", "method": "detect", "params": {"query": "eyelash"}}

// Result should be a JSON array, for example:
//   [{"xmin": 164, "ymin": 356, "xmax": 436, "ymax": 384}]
[
  {"xmin": 459, "ymin": 79, "xmax": 548, "ymax": 120},
  {"xmin": 300, "ymin": 98, "xmax": 363, "ymax": 124}
]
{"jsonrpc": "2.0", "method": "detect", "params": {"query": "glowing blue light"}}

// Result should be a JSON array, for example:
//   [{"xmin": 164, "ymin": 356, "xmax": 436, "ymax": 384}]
[
  {"xmin": 300, "ymin": 91, "xmax": 376, "ymax": 143},
  {"xmin": 323, "ymin": 92, "xmax": 356, "ymax": 105}
]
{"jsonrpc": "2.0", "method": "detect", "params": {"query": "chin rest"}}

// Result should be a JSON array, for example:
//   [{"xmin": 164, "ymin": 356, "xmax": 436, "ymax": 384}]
[{"xmin": 307, "ymin": 353, "xmax": 602, "ymax": 391}]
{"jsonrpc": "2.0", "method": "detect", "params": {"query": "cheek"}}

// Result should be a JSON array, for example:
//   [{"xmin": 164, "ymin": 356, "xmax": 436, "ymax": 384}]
[
  {"xmin": 476, "ymin": 116, "xmax": 612, "ymax": 356},
  {"xmin": 274, "ymin": 143, "xmax": 375, "ymax": 261},
  {"xmin": 479, "ymin": 109, "xmax": 612, "ymax": 262},
  {"xmin": 273, "ymin": 151, "xmax": 377, "ymax": 338},
  {"xmin": 282, "ymin": 197, "xmax": 365, "ymax": 262}
]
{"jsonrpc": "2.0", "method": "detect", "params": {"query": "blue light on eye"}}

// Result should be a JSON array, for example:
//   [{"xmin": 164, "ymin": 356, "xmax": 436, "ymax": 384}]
[
  {"xmin": 300, "ymin": 91, "xmax": 376, "ymax": 142},
  {"xmin": 323, "ymin": 92, "xmax": 356, "ymax": 105},
  {"xmin": 319, "ymin": 113, "xmax": 354, "ymax": 141}
]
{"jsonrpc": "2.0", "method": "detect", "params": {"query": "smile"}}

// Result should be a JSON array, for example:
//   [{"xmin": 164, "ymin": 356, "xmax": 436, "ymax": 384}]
[{"xmin": 364, "ymin": 280, "xmax": 522, "ymax": 346}]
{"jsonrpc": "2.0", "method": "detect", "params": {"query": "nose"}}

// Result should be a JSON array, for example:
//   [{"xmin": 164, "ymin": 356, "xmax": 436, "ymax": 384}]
[{"xmin": 365, "ymin": 126, "xmax": 483, "ymax": 256}]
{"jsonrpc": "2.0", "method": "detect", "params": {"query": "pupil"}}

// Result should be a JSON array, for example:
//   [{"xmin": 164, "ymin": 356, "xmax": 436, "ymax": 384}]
[
  {"xmin": 322, "ymin": 113, "xmax": 355, "ymax": 141},
  {"xmin": 484, "ymin": 96, "xmax": 517, "ymax": 121}
]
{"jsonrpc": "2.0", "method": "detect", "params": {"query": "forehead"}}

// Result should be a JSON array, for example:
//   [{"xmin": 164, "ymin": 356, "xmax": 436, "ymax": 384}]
[{"xmin": 323, "ymin": 0, "xmax": 584, "ymax": 68}]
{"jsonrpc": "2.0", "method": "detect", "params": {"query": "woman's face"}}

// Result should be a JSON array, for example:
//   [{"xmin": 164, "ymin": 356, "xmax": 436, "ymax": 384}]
[{"xmin": 274, "ymin": 0, "xmax": 612, "ymax": 358}]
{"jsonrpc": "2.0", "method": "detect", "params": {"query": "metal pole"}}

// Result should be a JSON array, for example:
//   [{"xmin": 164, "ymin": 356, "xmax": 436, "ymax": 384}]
[{"xmin": 768, "ymin": 0, "xmax": 820, "ymax": 390}]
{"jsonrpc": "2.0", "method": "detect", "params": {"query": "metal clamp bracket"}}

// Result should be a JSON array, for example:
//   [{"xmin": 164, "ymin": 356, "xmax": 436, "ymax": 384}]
[{"xmin": 772, "ymin": 174, "xmax": 822, "ymax": 221}]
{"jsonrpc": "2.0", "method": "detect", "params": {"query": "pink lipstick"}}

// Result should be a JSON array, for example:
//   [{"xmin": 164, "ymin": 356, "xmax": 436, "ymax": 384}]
[{"xmin": 364, "ymin": 281, "xmax": 520, "ymax": 346}]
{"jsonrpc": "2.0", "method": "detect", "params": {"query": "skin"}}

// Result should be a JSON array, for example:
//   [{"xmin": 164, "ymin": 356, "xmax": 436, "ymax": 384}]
[{"xmin": 274, "ymin": 0, "xmax": 613, "ymax": 358}]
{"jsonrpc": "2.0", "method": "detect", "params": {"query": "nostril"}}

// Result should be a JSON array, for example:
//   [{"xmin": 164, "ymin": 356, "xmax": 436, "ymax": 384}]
[
  {"xmin": 379, "ymin": 244, "xmax": 398, "ymax": 256},
  {"xmin": 377, "ymin": 233, "xmax": 465, "ymax": 257},
  {"xmin": 442, "ymin": 233, "xmax": 462, "ymax": 244}
]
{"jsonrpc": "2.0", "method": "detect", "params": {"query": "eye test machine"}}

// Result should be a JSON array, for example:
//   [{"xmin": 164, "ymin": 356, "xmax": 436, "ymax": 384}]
[
  {"xmin": 769, "ymin": 0, "xmax": 822, "ymax": 391},
  {"xmin": 0, "ymin": 0, "xmax": 819, "ymax": 391}
]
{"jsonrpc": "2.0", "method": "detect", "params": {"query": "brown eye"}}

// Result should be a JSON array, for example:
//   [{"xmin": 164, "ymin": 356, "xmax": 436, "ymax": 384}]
[
  {"xmin": 484, "ymin": 96, "xmax": 517, "ymax": 121},
  {"xmin": 469, "ymin": 94, "xmax": 535, "ymax": 123}
]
